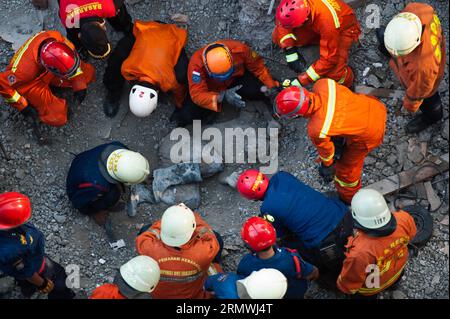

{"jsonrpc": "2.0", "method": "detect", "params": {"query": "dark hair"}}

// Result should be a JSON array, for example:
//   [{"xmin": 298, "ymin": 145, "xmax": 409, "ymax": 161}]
[{"xmin": 80, "ymin": 19, "xmax": 109, "ymax": 56}]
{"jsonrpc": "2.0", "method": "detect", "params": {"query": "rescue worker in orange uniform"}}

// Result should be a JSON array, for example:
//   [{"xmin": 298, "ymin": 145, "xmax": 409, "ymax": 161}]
[
  {"xmin": 90, "ymin": 256, "xmax": 160, "ymax": 299},
  {"xmin": 0, "ymin": 31, "xmax": 95, "ymax": 128},
  {"xmin": 102, "ymin": 20, "xmax": 188, "ymax": 118},
  {"xmin": 274, "ymin": 79, "xmax": 387, "ymax": 204},
  {"xmin": 136, "ymin": 203, "xmax": 223, "ymax": 299},
  {"xmin": 337, "ymin": 189, "xmax": 417, "ymax": 299},
  {"xmin": 376, "ymin": 3, "xmax": 446, "ymax": 134},
  {"xmin": 58, "ymin": 0, "xmax": 132, "ymax": 59},
  {"xmin": 185, "ymin": 40, "xmax": 279, "ymax": 124},
  {"xmin": 273, "ymin": 0, "xmax": 361, "ymax": 88}
]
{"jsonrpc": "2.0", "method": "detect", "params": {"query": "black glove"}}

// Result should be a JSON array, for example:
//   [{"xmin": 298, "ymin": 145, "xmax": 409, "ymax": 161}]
[
  {"xmin": 285, "ymin": 47, "xmax": 306, "ymax": 73},
  {"xmin": 21, "ymin": 106, "xmax": 39, "ymax": 119},
  {"xmin": 73, "ymin": 89, "xmax": 87, "ymax": 104},
  {"xmin": 219, "ymin": 85, "xmax": 246, "ymax": 109},
  {"xmin": 319, "ymin": 162, "xmax": 335, "ymax": 183}
]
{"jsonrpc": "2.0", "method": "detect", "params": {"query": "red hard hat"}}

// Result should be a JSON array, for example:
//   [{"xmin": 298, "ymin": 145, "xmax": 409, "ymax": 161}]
[
  {"xmin": 241, "ymin": 217, "xmax": 276, "ymax": 251},
  {"xmin": 0, "ymin": 192, "xmax": 32, "ymax": 230},
  {"xmin": 276, "ymin": 0, "xmax": 310, "ymax": 28},
  {"xmin": 40, "ymin": 40, "xmax": 80, "ymax": 78},
  {"xmin": 274, "ymin": 86, "xmax": 310, "ymax": 118},
  {"xmin": 237, "ymin": 169, "xmax": 269, "ymax": 200}
]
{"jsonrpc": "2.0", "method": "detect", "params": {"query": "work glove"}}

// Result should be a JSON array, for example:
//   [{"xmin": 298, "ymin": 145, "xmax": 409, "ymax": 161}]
[
  {"xmin": 285, "ymin": 47, "xmax": 306, "ymax": 73},
  {"xmin": 21, "ymin": 106, "xmax": 39, "ymax": 120},
  {"xmin": 37, "ymin": 277, "xmax": 55, "ymax": 294},
  {"xmin": 282, "ymin": 77, "xmax": 301, "ymax": 88},
  {"xmin": 218, "ymin": 85, "xmax": 246, "ymax": 109},
  {"xmin": 318, "ymin": 162, "xmax": 335, "ymax": 183},
  {"xmin": 73, "ymin": 89, "xmax": 87, "ymax": 104},
  {"xmin": 261, "ymin": 85, "xmax": 282, "ymax": 101}
]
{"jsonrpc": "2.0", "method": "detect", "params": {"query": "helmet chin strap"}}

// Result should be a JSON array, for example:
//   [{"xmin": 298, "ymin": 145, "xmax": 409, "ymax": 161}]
[{"xmin": 87, "ymin": 43, "xmax": 112, "ymax": 59}]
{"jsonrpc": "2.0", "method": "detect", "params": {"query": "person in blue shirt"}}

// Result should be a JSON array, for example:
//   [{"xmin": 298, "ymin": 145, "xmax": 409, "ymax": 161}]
[
  {"xmin": 0, "ymin": 192, "xmax": 75, "ymax": 299},
  {"xmin": 66, "ymin": 141, "xmax": 150, "ymax": 226},
  {"xmin": 236, "ymin": 170, "xmax": 353, "ymax": 280},
  {"xmin": 205, "ymin": 269, "xmax": 288, "ymax": 299},
  {"xmin": 237, "ymin": 216, "xmax": 319, "ymax": 298}
]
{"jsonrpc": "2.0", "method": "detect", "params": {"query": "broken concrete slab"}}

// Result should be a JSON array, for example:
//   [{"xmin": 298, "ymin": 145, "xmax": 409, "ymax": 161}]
[
  {"xmin": 354, "ymin": 86, "xmax": 404, "ymax": 99},
  {"xmin": 171, "ymin": 13, "xmax": 189, "ymax": 24},
  {"xmin": 152, "ymin": 163, "xmax": 202, "ymax": 202},
  {"xmin": 424, "ymin": 181, "xmax": 442, "ymax": 212},
  {"xmin": 160, "ymin": 184, "xmax": 201, "ymax": 210},
  {"xmin": 363, "ymin": 153, "xmax": 449, "ymax": 196}
]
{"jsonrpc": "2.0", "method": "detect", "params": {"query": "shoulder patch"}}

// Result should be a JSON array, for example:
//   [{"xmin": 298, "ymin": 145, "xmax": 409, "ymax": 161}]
[
  {"xmin": 192, "ymin": 71, "xmax": 201, "ymax": 83},
  {"xmin": 7, "ymin": 74, "xmax": 16, "ymax": 85}
]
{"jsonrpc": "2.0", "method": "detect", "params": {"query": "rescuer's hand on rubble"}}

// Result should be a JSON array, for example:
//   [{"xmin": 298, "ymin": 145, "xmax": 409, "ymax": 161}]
[
  {"xmin": 285, "ymin": 47, "xmax": 306, "ymax": 73},
  {"xmin": 318, "ymin": 162, "xmax": 335, "ymax": 183},
  {"xmin": 306, "ymin": 266, "xmax": 320, "ymax": 281},
  {"xmin": 219, "ymin": 85, "xmax": 246, "ymax": 109},
  {"xmin": 37, "ymin": 277, "xmax": 54, "ymax": 294}
]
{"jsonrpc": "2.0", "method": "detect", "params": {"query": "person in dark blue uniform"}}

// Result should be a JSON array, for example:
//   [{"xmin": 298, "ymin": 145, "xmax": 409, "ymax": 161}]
[
  {"xmin": 236, "ymin": 170, "xmax": 353, "ymax": 281},
  {"xmin": 204, "ymin": 272, "xmax": 243, "ymax": 299},
  {"xmin": 66, "ymin": 141, "xmax": 150, "ymax": 226},
  {"xmin": 238, "ymin": 217, "xmax": 318, "ymax": 299},
  {"xmin": 0, "ymin": 192, "xmax": 75, "ymax": 299}
]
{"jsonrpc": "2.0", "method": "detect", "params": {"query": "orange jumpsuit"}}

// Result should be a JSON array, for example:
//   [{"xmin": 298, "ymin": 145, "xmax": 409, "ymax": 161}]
[
  {"xmin": 89, "ymin": 283, "xmax": 127, "ymax": 299},
  {"xmin": 389, "ymin": 3, "xmax": 446, "ymax": 113},
  {"xmin": 306, "ymin": 79, "xmax": 387, "ymax": 203},
  {"xmin": 121, "ymin": 21, "xmax": 188, "ymax": 108},
  {"xmin": 272, "ymin": 0, "xmax": 361, "ymax": 87},
  {"xmin": 188, "ymin": 40, "xmax": 278, "ymax": 112},
  {"xmin": 337, "ymin": 211, "xmax": 417, "ymax": 296},
  {"xmin": 0, "ymin": 31, "xmax": 95, "ymax": 127},
  {"xmin": 136, "ymin": 213, "xmax": 220, "ymax": 299}
]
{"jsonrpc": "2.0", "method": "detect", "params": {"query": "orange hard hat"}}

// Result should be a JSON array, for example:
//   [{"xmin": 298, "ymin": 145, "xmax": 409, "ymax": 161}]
[{"xmin": 203, "ymin": 43, "xmax": 234, "ymax": 81}]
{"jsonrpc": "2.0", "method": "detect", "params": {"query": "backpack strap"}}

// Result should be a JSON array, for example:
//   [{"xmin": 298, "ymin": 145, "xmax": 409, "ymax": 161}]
[{"xmin": 285, "ymin": 248, "xmax": 302, "ymax": 279}]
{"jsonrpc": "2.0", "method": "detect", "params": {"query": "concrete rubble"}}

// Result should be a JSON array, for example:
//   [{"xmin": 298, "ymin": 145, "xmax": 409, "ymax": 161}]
[{"xmin": 0, "ymin": 0, "xmax": 448, "ymax": 299}]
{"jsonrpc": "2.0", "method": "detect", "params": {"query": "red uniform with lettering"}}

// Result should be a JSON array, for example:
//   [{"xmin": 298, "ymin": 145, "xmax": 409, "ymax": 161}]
[{"xmin": 59, "ymin": 0, "xmax": 117, "ymax": 28}]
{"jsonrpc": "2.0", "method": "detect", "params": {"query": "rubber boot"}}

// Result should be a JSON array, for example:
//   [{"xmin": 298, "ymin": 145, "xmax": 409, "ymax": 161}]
[
  {"xmin": 406, "ymin": 93, "xmax": 443, "ymax": 134},
  {"xmin": 152, "ymin": 163, "xmax": 203, "ymax": 202},
  {"xmin": 103, "ymin": 90, "xmax": 122, "ymax": 118}
]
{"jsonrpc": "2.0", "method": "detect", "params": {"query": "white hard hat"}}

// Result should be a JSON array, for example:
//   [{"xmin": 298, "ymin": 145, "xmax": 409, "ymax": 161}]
[
  {"xmin": 384, "ymin": 12, "xmax": 423, "ymax": 57},
  {"xmin": 236, "ymin": 268, "xmax": 287, "ymax": 299},
  {"xmin": 129, "ymin": 84, "xmax": 158, "ymax": 118},
  {"xmin": 120, "ymin": 256, "xmax": 160, "ymax": 293},
  {"xmin": 106, "ymin": 149, "xmax": 150, "ymax": 185},
  {"xmin": 351, "ymin": 189, "xmax": 392, "ymax": 229},
  {"xmin": 160, "ymin": 203, "xmax": 196, "ymax": 247}
]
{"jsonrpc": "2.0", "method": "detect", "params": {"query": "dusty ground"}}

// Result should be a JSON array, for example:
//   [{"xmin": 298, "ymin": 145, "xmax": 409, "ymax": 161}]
[{"xmin": 0, "ymin": 0, "xmax": 448, "ymax": 299}]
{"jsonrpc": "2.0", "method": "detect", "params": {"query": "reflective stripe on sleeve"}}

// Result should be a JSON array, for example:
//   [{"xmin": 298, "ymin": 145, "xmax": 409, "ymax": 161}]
[
  {"xmin": 285, "ymin": 52, "xmax": 299, "ymax": 63},
  {"xmin": 11, "ymin": 32, "xmax": 44, "ymax": 73},
  {"xmin": 4, "ymin": 91, "xmax": 21, "ymax": 103},
  {"xmin": 306, "ymin": 66, "xmax": 321, "ymax": 82},
  {"xmin": 321, "ymin": 0, "xmax": 341, "ymax": 28},
  {"xmin": 280, "ymin": 33, "xmax": 297, "ymax": 45},
  {"xmin": 319, "ymin": 79, "xmax": 336, "ymax": 138}
]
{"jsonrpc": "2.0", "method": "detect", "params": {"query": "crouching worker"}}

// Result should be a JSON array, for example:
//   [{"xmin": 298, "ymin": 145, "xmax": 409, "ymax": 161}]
[
  {"xmin": 0, "ymin": 192, "xmax": 75, "ymax": 299},
  {"xmin": 205, "ymin": 268, "xmax": 288, "ymax": 299},
  {"xmin": 337, "ymin": 189, "xmax": 417, "ymax": 299},
  {"xmin": 103, "ymin": 20, "xmax": 189, "ymax": 118},
  {"xmin": 66, "ymin": 141, "xmax": 150, "ymax": 226},
  {"xmin": 0, "ymin": 31, "xmax": 95, "ymax": 128},
  {"xmin": 237, "ymin": 217, "xmax": 318, "ymax": 299},
  {"xmin": 90, "ymin": 256, "xmax": 160, "ymax": 299},
  {"xmin": 181, "ymin": 40, "xmax": 280, "ymax": 125},
  {"xmin": 236, "ymin": 170, "xmax": 352, "ymax": 282},
  {"xmin": 274, "ymin": 80, "xmax": 387, "ymax": 204},
  {"xmin": 136, "ymin": 203, "xmax": 223, "ymax": 299}
]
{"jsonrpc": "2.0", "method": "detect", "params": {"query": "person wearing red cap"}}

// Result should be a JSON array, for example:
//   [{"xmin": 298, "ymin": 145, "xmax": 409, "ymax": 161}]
[
  {"xmin": 0, "ymin": 192, "xmax": 75, "ymax": 299},
  {"xmin": 273, "ymin": 79, "xmax": 387, "ymax": 204},
  {"xmin": 237, "ymin": 217, "xmax": 318, "ymax": 299},
  {"xmin": 0, "ymin": 31, "xmax": 95, "ymax": 128},
  {"xmin": 272, "ymin": 0, "xmax": 361, "ymax": 88},
  {"xmin": 236, "ymin": 170, "xmax": 352, "ymax": 282}
]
